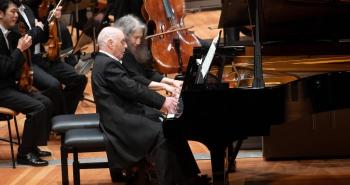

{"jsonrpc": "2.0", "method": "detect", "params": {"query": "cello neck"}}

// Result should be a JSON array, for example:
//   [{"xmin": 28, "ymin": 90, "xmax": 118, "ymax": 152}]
[{"xmin": 162, "ymin": 0, "xmax": 175, "ymax": 20}]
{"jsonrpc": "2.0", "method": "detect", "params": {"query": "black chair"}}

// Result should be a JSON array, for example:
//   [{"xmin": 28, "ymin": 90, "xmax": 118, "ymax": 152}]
[{"xmin": 0, "ymin": 107, "xmax": 21, "ymax": 168}]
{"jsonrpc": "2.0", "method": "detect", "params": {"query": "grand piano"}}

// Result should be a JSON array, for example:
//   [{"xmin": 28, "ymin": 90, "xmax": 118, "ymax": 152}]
[{"xmin": 163, "ymin": 0, "xmax": 350, "ymax": 185}]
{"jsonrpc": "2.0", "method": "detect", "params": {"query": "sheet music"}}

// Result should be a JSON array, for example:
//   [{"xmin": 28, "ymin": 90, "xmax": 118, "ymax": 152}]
[{"xmin": 200, "ymin": 33, "xmax": 220, "ymax": 78}]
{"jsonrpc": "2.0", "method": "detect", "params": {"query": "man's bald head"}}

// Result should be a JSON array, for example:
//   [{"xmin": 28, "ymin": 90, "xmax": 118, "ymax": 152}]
[{"xmin": 97, "ymin": 26, "xmax": 127, "ymax": 60}]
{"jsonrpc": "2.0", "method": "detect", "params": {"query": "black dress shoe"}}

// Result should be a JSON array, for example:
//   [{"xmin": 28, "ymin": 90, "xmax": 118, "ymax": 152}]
[
  {"xmin": 17, "ymin": 153, "xmax": 49, "ymax": 167},
  {"xmin": 34, "ymin": 147, "xmax": 52, "ymax": 157}
]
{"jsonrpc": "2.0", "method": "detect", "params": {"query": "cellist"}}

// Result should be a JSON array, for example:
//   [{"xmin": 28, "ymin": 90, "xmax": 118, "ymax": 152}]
[
  {"xmin": 0, "ymin": 0, "xmax": 54, "ymax": 166},
  {"xmin": 14, "ymin": 0, "xmax": 87, "ymax": 116}
]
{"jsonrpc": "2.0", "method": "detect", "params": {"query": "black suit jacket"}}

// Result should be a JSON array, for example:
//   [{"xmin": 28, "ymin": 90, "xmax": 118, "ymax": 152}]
[
  {"xmin": 16, "ymin": 4, "xmax": 49, "ymax": 55},
  {"xmin": 92, "ymin": 52, "xmax": 165, "ymax": 169},
  {"xmin": 122, "ymin": 50, "xmax": 163, "ymax": 86},
  {"xmin": 0, "ymin": 30, "xmax": 25, "ymax": 89}
]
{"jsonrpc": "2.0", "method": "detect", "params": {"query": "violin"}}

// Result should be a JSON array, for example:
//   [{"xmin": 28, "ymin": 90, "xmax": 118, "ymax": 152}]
[
  {"xmin": 142, "ymin": 0, "xmax": 200, "ymax": 74},
  {"xmin": 46, "ymin": 0, "xmax": 63, "ymax": 61},
  {"xmin": 18, "ymin": 21, "xmax": 34, "ymax": 93}
]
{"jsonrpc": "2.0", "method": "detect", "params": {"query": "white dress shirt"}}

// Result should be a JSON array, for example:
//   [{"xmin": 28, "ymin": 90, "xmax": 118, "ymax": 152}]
[
  {"xmin": 99, "ymin": 50, "xmax": 122, "ymax": 64},
  {"xmin": 0, "ymin": 24, "xmax": 11, "ymax": 49}
]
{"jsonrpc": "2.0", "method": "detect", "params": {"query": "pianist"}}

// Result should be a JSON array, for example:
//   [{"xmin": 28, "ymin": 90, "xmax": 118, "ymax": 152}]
[
  {"xmin": 92, "ymin": 26, "xmax": 209, "ymax": 185},
  {"xmin": 114, "ymin": 14, "xmax": 183, "ymax": 96}
]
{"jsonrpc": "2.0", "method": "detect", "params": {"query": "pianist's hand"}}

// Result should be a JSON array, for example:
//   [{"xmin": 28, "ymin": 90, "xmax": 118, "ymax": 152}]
[
  {"xmin": 164, "ymin": 84, "xmax": 180, "ymax": 96},
  {"xmin": 172, "ymin": 80, "xmax": 183, "ymax": 89},
  {"xmin": 161, "ymin": 97, "xmax": 178, "ymax": 114}
]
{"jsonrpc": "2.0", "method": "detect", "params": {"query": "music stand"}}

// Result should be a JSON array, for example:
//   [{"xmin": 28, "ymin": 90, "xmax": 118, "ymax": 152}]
[{"xmin": 73, "ymin": 25, "xmax": 98, "ymax": 104}]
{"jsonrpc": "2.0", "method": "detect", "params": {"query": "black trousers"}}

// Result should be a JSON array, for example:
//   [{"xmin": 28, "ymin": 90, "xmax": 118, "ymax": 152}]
[
  {"xmin": 147, "ymin": 129, "xmax": 200, "ymax": 185},
  {"xmin": 32, "ymin": 55, "xmax": 87, "ymax": 114},
  {"xmin": 0, "ymin": 87, "xmax": 53, "ymax": 153},
  {"xmin": 109, "ymin": 128, "xmax": 200, "ymax": 185}
]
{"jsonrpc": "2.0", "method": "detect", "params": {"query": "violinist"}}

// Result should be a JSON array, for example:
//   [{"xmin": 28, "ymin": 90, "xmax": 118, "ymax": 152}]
[
  {"xmin": 14, "ymin": 0, "xmax": 87, "ymax": 115},
  {"xmin": 0, "ymin": 0, "xmax": 54, "ymax": 166},
  {"xmin": 23, "ymin": 0, "xmax": 79, "ymax": 66}
]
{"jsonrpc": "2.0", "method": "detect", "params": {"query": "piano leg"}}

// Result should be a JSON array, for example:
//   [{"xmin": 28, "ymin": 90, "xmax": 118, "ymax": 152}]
[
  {"xmin": 227, "ymin": 139, "xmax": 244, "ymax": 172},
  {"xmin": 208, "ymin": 143, "xmax": 230, "ymax": 185}
]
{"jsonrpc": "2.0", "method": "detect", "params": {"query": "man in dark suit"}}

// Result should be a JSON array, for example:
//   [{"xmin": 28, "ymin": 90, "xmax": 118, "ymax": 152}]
[
  {"xmin": 14, "ymin": 0, "xmax": 87, "ymax": 116},
  {"xmin": 0, "ymin": 0, "xmax": 53, "ymax": 166},
  {"xmin": 92, "ymin": 26, "xmax": 208, "ymax": 185}
]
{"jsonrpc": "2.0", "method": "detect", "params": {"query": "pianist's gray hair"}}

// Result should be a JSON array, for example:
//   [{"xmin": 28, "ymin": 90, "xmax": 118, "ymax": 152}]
[
  {"xmin": 114, "ymin": 14, "xmax": 147, "ymax": 39},
  {"xmin": 114, "ymin": 15, "xmax": 151, "ymax": 64}
]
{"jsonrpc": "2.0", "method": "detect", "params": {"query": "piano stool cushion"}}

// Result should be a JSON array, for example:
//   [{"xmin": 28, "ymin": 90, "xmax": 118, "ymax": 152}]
[
  {"xmin": 60, "ymin": 127, "xmax": 108, "ymax": 185},
  {"xmin": 64, "ymin": 128, "xmax": 105, "ymax": 150},
  {"xmin": 52, "ymin": 113, "xmax": 99, "ymax": 133}
]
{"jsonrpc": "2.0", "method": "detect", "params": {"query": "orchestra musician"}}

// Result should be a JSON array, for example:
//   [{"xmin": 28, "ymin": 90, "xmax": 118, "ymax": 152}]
[
  {"xmin": 0, "ymin": 0, "xmax": 54, "ymax": 166},
  {"xmin": 115, "ymin": 15, "xmax": 183, "ymax": 95},
  {"xmin": 22, "ymin": 0, "xmax": 79, "ymax": 66},
  {"xmin": 92, "ymin": 26, "xmax": 210, "ymax": 185},
  {"xmin": 14, "ymin": 0, "xmax": 87, "ymax": 115}
]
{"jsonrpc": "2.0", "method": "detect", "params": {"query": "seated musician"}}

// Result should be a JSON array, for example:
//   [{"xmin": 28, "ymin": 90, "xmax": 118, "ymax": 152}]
[
  {"xmin": 23, "ymin": 0, "xmax": 79, "ymax": 66},
  {"xmin": 92, "ymin": 26, "xmax": 210, "ymax": 185},
  {"xmin": 14, "ymin": 0, "xmax": 87, "ymax": 116},
  {"xmin": 115, "ymin": 15, "xmax": 183, "ymax": 95},
  {"xmin": 0, "ymin": 0, "xmax": 54, "ymax": 166}
]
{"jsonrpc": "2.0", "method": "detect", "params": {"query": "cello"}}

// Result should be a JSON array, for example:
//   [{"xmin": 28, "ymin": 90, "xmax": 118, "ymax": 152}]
[
  {"xmin": 142, "ymin": 0, "xmax": 200, "ymax": 75},
  {"xmin": 18, "ymin": 21, "xmax": 34, "ymax": 93}
]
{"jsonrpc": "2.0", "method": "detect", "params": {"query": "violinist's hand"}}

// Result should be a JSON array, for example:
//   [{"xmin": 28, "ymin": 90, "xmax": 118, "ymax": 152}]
[
  {"xmin": 35, "ymin": 19, "xmax": 44, "ymax": 31},
  {"xmin": 161, "ymin": 97, "xmax": 178, "ymax": 114},
  {"xmin": 94, "ymin": 12, "xmax": 104, "ymax": 22},
  {"xmin": 54, "ymin": 6, "xmax": 62, "ymax": 19},
  {"xmin": 17, "ymin": 34, "xmax": 32, "ymax": 52}
]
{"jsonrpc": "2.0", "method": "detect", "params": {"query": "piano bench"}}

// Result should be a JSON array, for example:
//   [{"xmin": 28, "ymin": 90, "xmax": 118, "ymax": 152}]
[
  {"xmin": 52, "ymin": 113, "xmax": 100, "ymax": 134},
  {"xmin": 51, "ymin": 113, "xmax": 102, "ymax": 185},
  {"xmin": 63, "ymin": 128, "xmax": 108, "ymax": 185}
]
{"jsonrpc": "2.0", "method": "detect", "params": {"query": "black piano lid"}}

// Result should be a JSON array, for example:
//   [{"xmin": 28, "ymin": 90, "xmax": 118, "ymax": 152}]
[{"xmin": 219, "ymin": 0, "xmax": 350, "ymax": 42}]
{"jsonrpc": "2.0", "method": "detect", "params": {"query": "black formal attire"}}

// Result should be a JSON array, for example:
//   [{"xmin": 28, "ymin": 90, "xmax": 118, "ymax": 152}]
[
  {"xmin": 17, "ymin": 4, "xmax": 87, "ymax": 115},
  {"xmin": 23, "ymin": 0, "xmax": 78, "ymax": 66},
  {"xmin": 0, "ymin": 29, "xmax": 53, "ymax": 154},
  {"xmin": 92, "ymin": 52, "xmax": 200, "ymax": 185},
  {"xmin": 122, "ymin": 50, "xmax": 164, "ymax": 86}
]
